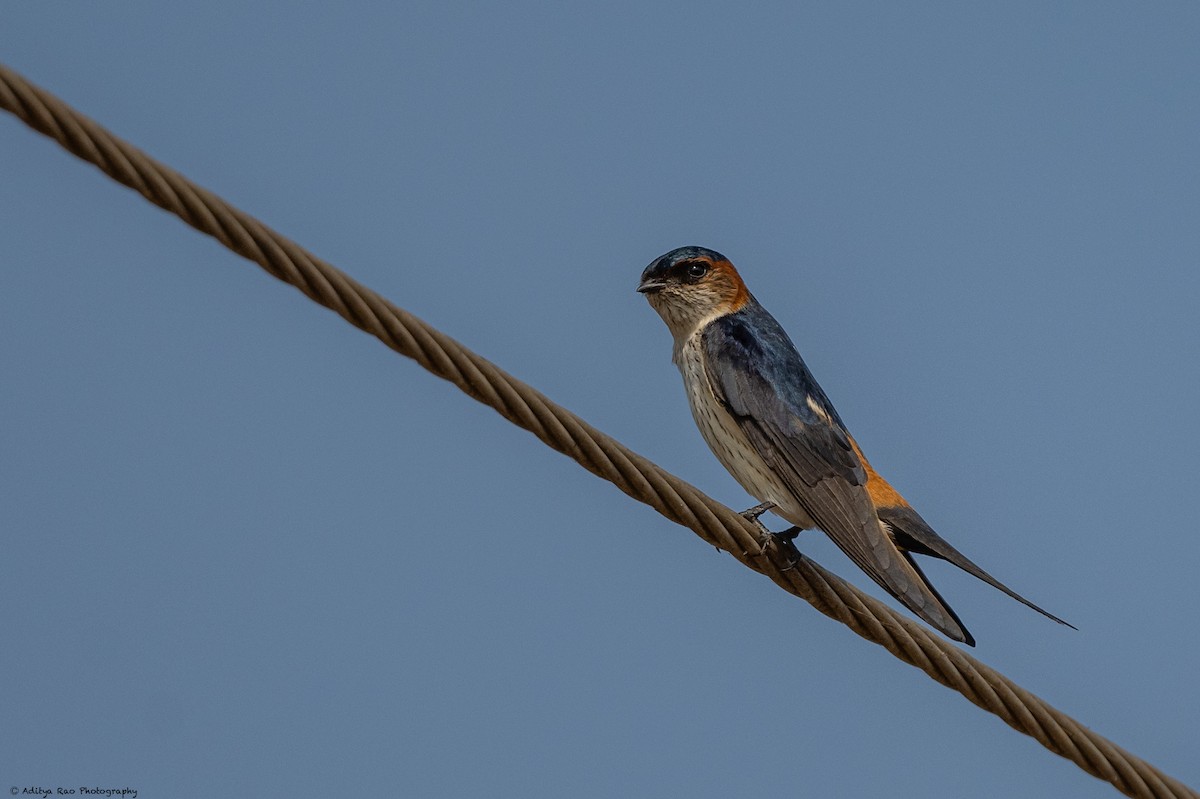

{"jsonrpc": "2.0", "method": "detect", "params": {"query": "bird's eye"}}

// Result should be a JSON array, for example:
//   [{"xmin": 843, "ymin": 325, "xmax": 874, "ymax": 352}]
[{"xmin": 685, "ymin": 262, "xmax": 709, "ymax": 280}]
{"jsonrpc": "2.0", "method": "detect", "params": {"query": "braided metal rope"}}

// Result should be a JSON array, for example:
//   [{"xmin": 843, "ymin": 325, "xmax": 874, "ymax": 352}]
[{"xmin": 2, "ymin": 63, "xmax": 1193, "ymax": 799}]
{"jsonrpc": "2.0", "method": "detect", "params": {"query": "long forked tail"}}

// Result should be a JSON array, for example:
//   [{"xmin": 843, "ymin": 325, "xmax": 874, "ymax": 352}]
[
  {"xmin": 897, "ymin": 552, "xmax": 977, "ymax": 647},
  {"xmin": 879, "ymin": 504, "xmax": 1076, "ymax": 630},
  {"xmin": 806, "ymin": 512, "xmax": 978, "ymax": 646}
]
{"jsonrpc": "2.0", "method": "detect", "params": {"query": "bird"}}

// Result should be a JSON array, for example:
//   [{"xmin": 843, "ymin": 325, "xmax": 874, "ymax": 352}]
[{"xmin": 637, "ymin": 245, "xmax": 1072, "ymax": 646}]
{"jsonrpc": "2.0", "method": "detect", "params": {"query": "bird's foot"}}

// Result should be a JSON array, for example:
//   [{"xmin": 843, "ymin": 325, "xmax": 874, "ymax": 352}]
[
  {"xmin": 768, "ymin": 527, "xmax": 802, "ymax": 571},
  {"xmin": 743, "ymin": 517, "xmax": 804, "ymax": 571},
  {"xmin": 737, "ymin": 504, "xmax": 802, "ymax": 569}
]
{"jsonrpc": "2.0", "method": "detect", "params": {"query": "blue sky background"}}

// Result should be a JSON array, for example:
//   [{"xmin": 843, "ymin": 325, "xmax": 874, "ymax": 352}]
[{"xmin": 2, "ymin": 4, "xmax": 1198, "ymax": 797}]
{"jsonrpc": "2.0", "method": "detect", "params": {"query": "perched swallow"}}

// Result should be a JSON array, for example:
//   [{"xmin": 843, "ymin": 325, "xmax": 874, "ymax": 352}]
[{"xmin": 638, "ymin": 245, "xmax": 1072, "ymax": 646}]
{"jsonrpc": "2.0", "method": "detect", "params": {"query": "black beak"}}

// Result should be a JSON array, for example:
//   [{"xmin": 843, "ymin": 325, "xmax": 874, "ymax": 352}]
[{"xmin": 637, "ymin": 278, "xmax": 666, "ymax": 294}]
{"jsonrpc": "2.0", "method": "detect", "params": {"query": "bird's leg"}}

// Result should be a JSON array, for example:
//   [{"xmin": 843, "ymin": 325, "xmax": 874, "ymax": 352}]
[
  {"xmin": 738, "ymin": 501, "xmax": 802, "ymax": 542},
  {"xmin": 773, "ymin": 526, "xmax": 801, "ymax": 542},
  {"xmin": 736, "ymin": 502, "xmax": 777, "ymax": 559},
  {"xmin": 739, "ymin": 501, "xmax": 776, "ymax": 523}
]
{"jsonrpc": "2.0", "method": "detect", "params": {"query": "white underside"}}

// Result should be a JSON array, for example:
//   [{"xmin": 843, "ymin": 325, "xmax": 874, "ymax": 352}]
[{"xmin": 674, "ymin": 330, "xmax": 817, "ymax": 530}]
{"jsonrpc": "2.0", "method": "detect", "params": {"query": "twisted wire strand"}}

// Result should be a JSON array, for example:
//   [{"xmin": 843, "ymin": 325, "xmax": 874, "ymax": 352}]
[{"xmin": 1, "ymin": 62, "xmax": 1193, "ymax": 799}]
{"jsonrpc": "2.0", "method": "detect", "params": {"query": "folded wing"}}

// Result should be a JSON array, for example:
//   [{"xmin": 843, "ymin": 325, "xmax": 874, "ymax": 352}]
[{"xmin": 702, "ymin": 308, "xmax": 974, "ymax": 644}]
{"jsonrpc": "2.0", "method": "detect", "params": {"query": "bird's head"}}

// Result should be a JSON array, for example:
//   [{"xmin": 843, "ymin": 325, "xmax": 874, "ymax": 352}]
[{"xmin": 637, "ymin": 246, "xmax": 750, "ymax": 339}]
